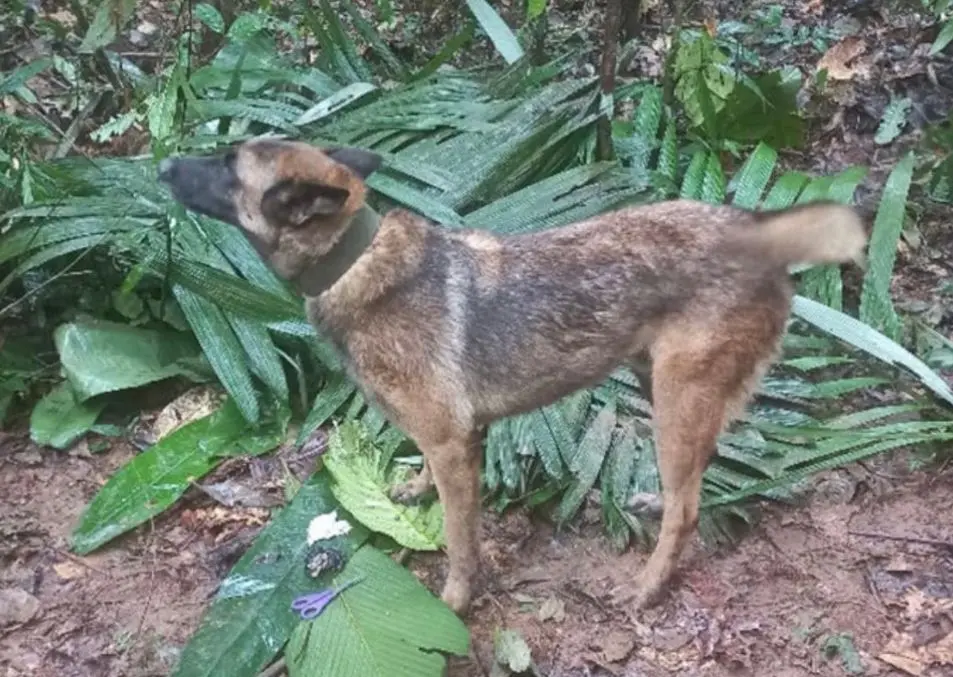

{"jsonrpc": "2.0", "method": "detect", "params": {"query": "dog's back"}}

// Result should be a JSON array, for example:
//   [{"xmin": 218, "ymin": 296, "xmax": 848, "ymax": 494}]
[{"xmin": 325, "ymin": 199, "xmax": 863, "ymax": 426}]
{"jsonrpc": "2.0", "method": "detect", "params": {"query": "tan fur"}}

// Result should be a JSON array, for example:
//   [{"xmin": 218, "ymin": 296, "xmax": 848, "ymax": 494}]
[{"xmin": 158, "ymin": 138, "xmax": 869, "ymax": 616}]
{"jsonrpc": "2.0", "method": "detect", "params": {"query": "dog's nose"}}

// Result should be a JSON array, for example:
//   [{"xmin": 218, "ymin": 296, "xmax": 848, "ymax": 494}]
[{"xmin": 157, "ymin": 158, "xmax": 175, "ymax": 181}]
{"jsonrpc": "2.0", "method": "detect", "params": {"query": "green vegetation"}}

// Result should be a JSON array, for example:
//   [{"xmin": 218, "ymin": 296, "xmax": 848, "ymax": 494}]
[{"xmin": 3, "ymin": 1, "xmax": 953, "ymax": 675}]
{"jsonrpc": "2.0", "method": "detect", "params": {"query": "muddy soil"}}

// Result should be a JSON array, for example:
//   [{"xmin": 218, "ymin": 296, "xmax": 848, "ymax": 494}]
[{"xmin": 2, "ymin": 433, "xmax": 952, "ymax": 677}]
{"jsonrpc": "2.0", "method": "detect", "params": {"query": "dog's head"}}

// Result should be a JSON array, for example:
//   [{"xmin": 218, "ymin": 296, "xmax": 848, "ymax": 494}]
[{"xmin": 158, "ymin": 138, "xmax": 382, "ymax": 279}]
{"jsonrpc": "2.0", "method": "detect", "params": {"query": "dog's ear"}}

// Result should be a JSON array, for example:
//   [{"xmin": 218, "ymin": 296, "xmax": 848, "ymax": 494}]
[
  {"xmin": 326, "ymin": 147, "xmax": 382, "ymax": 180},
  {"xmin": 261, "ymin": 179, "xmax": 351, "ymax": 228}
]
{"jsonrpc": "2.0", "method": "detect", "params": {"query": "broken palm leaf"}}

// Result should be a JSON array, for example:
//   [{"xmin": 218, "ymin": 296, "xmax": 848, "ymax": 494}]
[
  {"xmin": 792, "ymin": 296, "xmax": 953, "ymax": 407},
  {"xmin": 555, "ymin": 399, "xmax": 617, "ymax": 524},
  {"xmin": 174, "ymin": 284, "xmax": 261, "ymax": 423},
  {"xmin": 859, "ymin": 151, "xmax": 915, "ymax": 339},
  {"xmin": 729, "ymin": 142, "xmax": 778, "ymax": 208}
]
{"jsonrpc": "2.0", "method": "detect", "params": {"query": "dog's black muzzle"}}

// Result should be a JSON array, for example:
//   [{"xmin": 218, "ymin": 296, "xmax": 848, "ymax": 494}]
[{"xmin": 158, "ymin": 155, "xmax": 240, "ymax": 227}]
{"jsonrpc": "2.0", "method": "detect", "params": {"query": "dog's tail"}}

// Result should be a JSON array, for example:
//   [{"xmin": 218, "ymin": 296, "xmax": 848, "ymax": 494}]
[{"xmin": 739, "ymin": 202, "xmax": 867, "ymax": 267}]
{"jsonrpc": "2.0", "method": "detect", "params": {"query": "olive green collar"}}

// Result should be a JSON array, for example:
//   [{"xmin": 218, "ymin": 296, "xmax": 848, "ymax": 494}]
[{"xmin": 294, "ymin": 206, "xmax": 380, "ymax": 297}]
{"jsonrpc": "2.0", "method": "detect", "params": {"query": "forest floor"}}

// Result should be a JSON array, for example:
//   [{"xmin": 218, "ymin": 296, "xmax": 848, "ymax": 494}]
[
  {"xmin": 2, "ymin": 435, "xmax": 953, "ymax": 676},
  {"xmin": 3, "ymin": 0, "xmax": 953, "ymax": 676}
]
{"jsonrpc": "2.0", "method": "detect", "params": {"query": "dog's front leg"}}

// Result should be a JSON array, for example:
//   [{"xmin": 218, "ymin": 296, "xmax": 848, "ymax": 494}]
[{"xmin": 422, "ymin": 430, "xmax": 482, "ymax": 615}]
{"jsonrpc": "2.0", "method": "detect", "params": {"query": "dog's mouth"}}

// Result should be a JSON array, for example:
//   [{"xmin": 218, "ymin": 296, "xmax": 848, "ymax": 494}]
[{"xmin": 158, "ymin": 153, "xmax": 241, "ymax": 227}]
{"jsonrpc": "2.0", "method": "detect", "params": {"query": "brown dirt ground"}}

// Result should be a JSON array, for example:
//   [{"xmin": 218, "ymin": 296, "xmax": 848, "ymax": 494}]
[{"xmin": 2, "ymin": 432, "xmax": 952, "ymax": 677}]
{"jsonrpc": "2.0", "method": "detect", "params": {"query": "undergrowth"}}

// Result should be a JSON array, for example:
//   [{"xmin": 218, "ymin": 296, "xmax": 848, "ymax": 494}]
[{"xmin": 3, "ymin": 1, "xmax": 953, "ymax": 675}]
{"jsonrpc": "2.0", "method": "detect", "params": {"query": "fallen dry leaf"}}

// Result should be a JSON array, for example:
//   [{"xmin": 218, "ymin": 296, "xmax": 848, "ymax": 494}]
[
  {"xmin": 150, "ymin": 386, "xmax": 222, "ymax": 442},
  {"xmin": 879, "ymin": 606, "xmax": 953, "ymax": 675},
  {"xmin": 878, "ymin": 650, "xmax": 925, "ymax": 676},
  {"xmin": 599, "ymin": 629, "xmax": 636, "ymax": 663},
  {"xmin": 52, "ymin": 561, "xmax": 86, "ymax": 581},
  {"xmin": 538, "ymin": 596, "xmax": 566, "ymax": 623},
  {"xmin": 817, "ymin": 36, "xmax": 868, "ymax": 80}
]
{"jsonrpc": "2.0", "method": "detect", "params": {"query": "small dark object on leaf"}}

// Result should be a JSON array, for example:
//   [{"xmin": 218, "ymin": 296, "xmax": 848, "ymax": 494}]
[{"xmin": 306, "ymin": 544, "xmax": 345, "ymax": 578}]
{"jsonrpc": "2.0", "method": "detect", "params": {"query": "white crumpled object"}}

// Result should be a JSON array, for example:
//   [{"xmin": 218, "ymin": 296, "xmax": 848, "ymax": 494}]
[{"xmin": 306, "ymin": 510, "xmax": 352, "ymax": 544}]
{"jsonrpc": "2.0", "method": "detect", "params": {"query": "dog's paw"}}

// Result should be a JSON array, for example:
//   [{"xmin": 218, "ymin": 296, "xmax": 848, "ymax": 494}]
[
  {"xmin": 440, "ymin": 578, "xmax": 472, "ymax": 616},
  {"xmin": 389, "ymin": 476, "xmax": 433, "ymax": 505}
]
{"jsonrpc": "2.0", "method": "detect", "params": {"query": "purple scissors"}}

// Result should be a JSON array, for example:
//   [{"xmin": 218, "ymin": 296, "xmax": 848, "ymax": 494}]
[{"xmin": 291, "ymin": 577, "xmax": 364, "ymax": 620}]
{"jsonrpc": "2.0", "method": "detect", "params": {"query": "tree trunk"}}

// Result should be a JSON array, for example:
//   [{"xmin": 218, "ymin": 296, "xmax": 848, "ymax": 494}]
[
  {"xmin": 662, "ymin": 0, "xmax": 685, "ymax": 107},
  {"xmin": 596, "ymin": 0, "xmax": 623, "ymax": 161}
]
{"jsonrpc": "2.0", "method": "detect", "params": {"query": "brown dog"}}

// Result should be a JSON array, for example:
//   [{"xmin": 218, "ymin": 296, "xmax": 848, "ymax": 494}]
[{"xmin": 158, "ymin": 138, "xmax": 867, "ymax": 615}]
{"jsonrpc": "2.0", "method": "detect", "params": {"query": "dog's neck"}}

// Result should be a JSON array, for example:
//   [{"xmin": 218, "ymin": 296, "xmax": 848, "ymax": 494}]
[{"xmin": 294, "ymin": 205, "xmax": 380, "ymax": 297}]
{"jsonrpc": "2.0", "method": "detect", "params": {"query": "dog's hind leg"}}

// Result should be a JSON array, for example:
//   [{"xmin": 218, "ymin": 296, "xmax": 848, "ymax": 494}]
[{"xmin": 631, "ymin": 318, "xmax": 778, "ymax": 609}]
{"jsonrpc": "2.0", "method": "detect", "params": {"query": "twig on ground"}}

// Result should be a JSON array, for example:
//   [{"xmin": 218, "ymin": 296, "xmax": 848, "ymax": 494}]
[{"xmin": 849, "ymin": 529, "xmax": 953, "ymax": 550}]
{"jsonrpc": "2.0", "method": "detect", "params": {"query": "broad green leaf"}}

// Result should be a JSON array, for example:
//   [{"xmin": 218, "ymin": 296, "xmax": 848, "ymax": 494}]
[
  {"xmin": 194, "ymin": 2, "xmax": 226, "ymax": 32},
  {"xmin": 286, "ymin": 545, "xmax": 470, "ymax": 677},
  {"xmin": 527, "ymin": 0, "xmax": 547, "ymax": 19},
  {"xmin": 173, "ymin": 473, "xmax": 370, "ymax": 677},
  {"xmin": 761, "ymin": 171, "xmax": 809, "ymax": 209},
  {"xmin": 174, "ymin": 284, "xmax": 261, "ymax": 423},
  {"xmin": 53, "ymin": 320, "xmax": 208, "ymax": 401},
  {"xmin": 78, "ymin": 0, "xmax": 136, "ymax": 53},
  {"xmin": 717, "ymin": 68, "xmax": 804, "ymax": 149},
  {"xmin": 860, "ymin": 152, "xmax": 915, "ymax": 338},
  {"xmin": 30, "ymin": 382, "xmax": 105, "ymax": 450},
  {"xmin": 71, "ymin": 399, "xmax": 288, "ymax": 554},
  {"xmin": 464, "ymin": 0, "xmax": 525, "ymax": 64},
  {"xmin": 323, "ymin": 421, "xmax": 445, "ymax": 550},
  {"xmin": 147, "ymin": 71, "xmax": 182, "ymax": 143},
  {"xmin": 0, "ymin": 58, "xmax": 53, "ymax": 96},
  {"xmin": 931, "ymin": 18, "xmax": 953, "ymax": 55},
  {"xmin": 793, "ymin": 295, "xmax": 953, "ymax": 407}
]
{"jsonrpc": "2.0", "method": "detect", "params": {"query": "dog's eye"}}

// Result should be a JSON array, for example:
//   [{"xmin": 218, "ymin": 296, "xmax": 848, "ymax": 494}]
[{"xmin": 223, "ymin": 151, "xmax": 237, "ymax": 170}]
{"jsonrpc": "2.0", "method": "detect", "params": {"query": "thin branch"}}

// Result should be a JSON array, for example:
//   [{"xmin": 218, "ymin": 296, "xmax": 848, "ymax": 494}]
[{"xmin": 596, "ymin": 0, "xmax": 623, "ymax": 161}]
